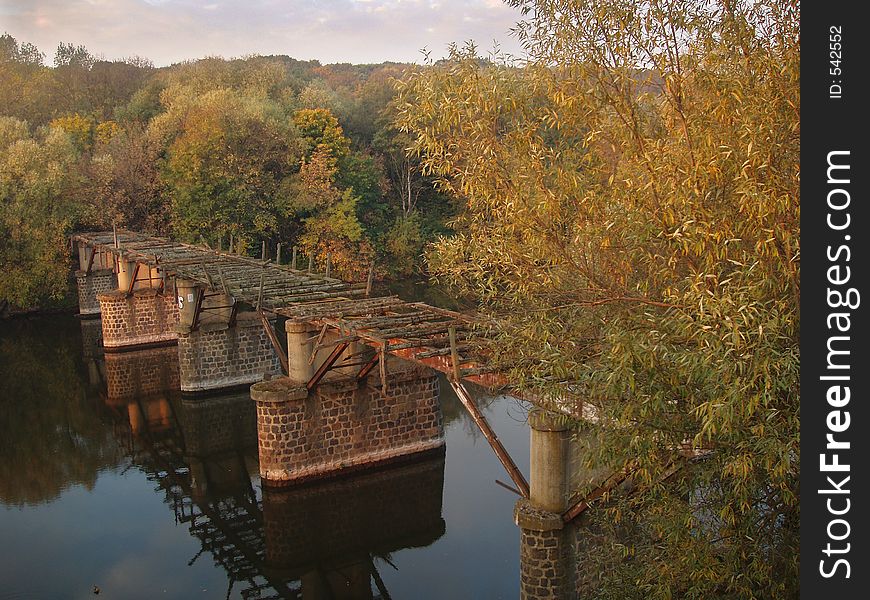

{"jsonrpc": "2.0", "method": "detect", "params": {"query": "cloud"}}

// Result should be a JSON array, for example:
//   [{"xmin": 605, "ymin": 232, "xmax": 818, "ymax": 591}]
[{"xmin": 1, "ymin": 0, "xmax": 525, "ymax": 66}]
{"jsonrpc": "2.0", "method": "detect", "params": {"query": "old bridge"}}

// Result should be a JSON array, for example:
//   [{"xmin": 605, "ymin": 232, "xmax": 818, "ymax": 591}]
[{"xmin": 74, "ymin": 229, "xmax": 610, "ymax": 599}]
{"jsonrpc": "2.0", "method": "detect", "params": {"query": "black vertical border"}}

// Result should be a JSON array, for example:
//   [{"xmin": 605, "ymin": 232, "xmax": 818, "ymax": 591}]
[{"xmin": 801, "ymin": 2, "xmax": 867, "ymax": 597}]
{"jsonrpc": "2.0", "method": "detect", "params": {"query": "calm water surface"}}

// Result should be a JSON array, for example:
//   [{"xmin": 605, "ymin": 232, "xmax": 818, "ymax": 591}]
[{"xmin": 0, "ymin": 315, "xmax": 531, "ymax": 599}]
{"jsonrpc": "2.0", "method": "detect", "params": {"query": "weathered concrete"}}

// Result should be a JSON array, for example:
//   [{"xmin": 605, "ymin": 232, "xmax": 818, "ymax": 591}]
[
  {"xmin": 284, "ymin": 320, "xmax": 373, "ymax": 384},
  {"xmin": 284, "ymin": 320, "xmax": 318, "ymax": 382},
  {"xmin": 177, "ymin": 311, "xmax": 281, "ymax": 393},
  {"xmin": 98, "ymin": 288, "xmax": 180, "ymax": 349},
  {"xmin": 529, "ymin": 408, "xmax": 570, "ymax": 513},
  {"xmin": 250, "ymin": 359, "xmax": 443, "ymax": 486}
]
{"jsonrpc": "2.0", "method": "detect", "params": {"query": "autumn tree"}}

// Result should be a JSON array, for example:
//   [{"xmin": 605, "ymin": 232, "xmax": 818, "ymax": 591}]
[
  {"xmin": 0, "ymin": 117, "xmax": 88, "ymax": 308},
  {"xmin": 152, "ymin": 87, "xmax": 304, "ymax": 250},
  {"xmin": 84, "ymin": 123, "xmax": 168, "ymax": 233},
  {"xmin": 289, "ymin": 110, "xmax": 373, "ymax": 278},
  {"xmin": 395, "ymin": 0, "xmax": 800, "ymax": 597}
]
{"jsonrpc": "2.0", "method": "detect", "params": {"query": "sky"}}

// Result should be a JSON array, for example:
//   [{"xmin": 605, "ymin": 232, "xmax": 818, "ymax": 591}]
[{"xmin": 1, "ymin": 0, "xmax": 526, "ymax": 66}]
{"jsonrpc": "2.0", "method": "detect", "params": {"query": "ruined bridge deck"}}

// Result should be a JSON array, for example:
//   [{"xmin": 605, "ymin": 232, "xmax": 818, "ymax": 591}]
[
  {"xmin": 73, "ymin": 230, "xmax": 497, "ymax": 388},
  {"xmin": 72, "ymin": 230, "xmax": 367, "ymax": 309}
]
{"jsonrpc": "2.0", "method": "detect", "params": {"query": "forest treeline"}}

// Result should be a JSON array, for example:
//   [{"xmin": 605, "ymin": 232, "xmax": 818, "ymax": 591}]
[{"xmin": 0, "ymin": 33, "xmax": 453, "ymax": 309}]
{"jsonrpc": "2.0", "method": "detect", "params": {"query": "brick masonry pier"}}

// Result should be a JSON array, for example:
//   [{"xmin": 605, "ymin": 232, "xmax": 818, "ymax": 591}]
[
  {"xmin": 75, "ymin": 269, "xmax": 116, "ymax": 316},
  {"xmin": 177, "ymin": 312, "xmax": 282, "ymax": 393},
  {"xmin": 250, "ymin": 359, "xmax": 444, "ymax": 486},
  {"xmin": 99, "ymin": 289, "xmax": 179, "ymax": 350}
]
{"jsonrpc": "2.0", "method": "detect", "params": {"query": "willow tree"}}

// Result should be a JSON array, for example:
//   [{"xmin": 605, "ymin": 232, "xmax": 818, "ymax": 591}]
[{"xmin": 395, "ymin": 1, "xmax": 799, "ymax": 598}]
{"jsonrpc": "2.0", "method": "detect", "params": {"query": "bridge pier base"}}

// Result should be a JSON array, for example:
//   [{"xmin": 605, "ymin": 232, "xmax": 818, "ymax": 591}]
[
  {"xmin": 98, "ymin": 288, "xmax": 180, "ymax": 350},
  {"xmin": 250, "ymin": 361, "xmax": 444, "ymax": 487},
  {"xmin": 515, "ymin": 409, "xmax": 576, "ymax": 600},
  {"xmin": 177, "ymin": 312, "xmax": 282, "ymax": 393},
  {"xmin": 76, "ymin": 269, "xmax": 116, "ymax": 316}
]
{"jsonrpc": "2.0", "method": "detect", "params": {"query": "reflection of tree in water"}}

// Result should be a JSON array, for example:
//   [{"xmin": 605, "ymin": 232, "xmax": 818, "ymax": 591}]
[{"xmin": 0, "ymin": 316, "xmax": 122, "ymax": 506}]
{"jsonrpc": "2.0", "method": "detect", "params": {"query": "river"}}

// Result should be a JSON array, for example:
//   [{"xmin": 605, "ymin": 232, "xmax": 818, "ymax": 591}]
[{"xmin": 0, "ymin": 313, "xmax": 531, "ymax": 599}]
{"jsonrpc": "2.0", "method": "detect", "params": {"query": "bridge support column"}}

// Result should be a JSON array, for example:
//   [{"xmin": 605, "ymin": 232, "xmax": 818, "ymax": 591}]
[
  {"xmin": 177, "ymin": 311, "xmax": 282, "ymax": 393},
  {"xmin": 284, "ymin": 321, "xmax": 318, "ymax": 382},
  {"xmin": 75, "ymin": 243, "xmax": 116, "ymax": 316},
  {"xmin": 98, "ymin": 286, "xmax": 180, "ymax": 350},
  {"xmin": 515, "ymin": 409, "xmax": 575, "ymax": 600},
  {"xmin": 250, "ymin": 360, "xmax": 444, "ymax": 486}
]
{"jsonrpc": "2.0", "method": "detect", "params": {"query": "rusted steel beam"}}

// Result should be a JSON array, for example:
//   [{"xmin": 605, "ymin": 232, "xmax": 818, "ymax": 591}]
[
  {"xmin": 306, "ymin": 341, "xmax": 350, "ymax": 391},
  {"xmin": 126, "ymin": 262, "xmax": 140, "ymax": 295},
  {"xmin": 562, "ymin": 468, "xmax": 632, "ymax": 523},
  {"xmin": 379, "ymin": 344, "xmax": 388, "ymax": 395},
  {"xmin": 308, "ymin": 324, "xmax": 329, "ymax": 365},
  {"xmin": 228, "ymin": 300, "xmax": 238, "ymax": 328},
  {"xmin": 258, "ymin": 308, "xmax": 289, "ymax": 376},
  {"xmin": 449, "ymin": 327, "xmax": 462, "ymax": 382},
  {"xmin": 356, "ymin": 352, "xmax": 380, "ymax": 381},
  {"xmin": 449, "ymin": 379, "xmax": 530, "ymax": 498},
  {"xmin": 191, "ymin": 287, "xmax": 205, "ymax": 331},
  {"xmin": 495, "ymin": 479, "xmax": 523, "ymax": 497},
  {"xmin": 85, "ymin": 247, "xmax": 96, "ymax": 274}
]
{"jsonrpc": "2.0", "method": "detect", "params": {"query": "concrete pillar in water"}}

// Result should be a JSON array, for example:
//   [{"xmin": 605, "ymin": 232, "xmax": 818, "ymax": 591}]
[
  {"xmin": 529, "ymin": 408, "xmax": 570, "ymax": 513},
  {"xmin": 284, "ymin": 321, "xmax": 318, "ymax": 383},
  {"xmin": 515, "ymin": 408, "xmax": 574, "ymax": 599},
  {"xmin": 175, "ymin": 278, "xmax": 202, "ymax": 331}
]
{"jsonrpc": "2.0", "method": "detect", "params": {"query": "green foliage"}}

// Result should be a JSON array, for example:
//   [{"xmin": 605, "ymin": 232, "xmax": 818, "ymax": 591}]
[
  {"xmin": 293, "ymin": 107, "xmax": 350, "ymax": 160},
  {"xmin": 384, "ymin": 213, "xmax": 425, "ymax": 276},
  {"xmin": 0, "ymin": 119, "xmax": 88, "ymax": 307},
  {"xmin": 154, "ymin": 87, "xmax": 304, "ymax": 248},
  {"xmin": 396, "ymin": 1, "xmax": 800, "ymax": 597},
  {"xmin": 291, "ymin": 147, "xmax": 372, "ymax": 279},
  {"xmin": 50, "ymin": 112, "xmax": 95, "ymax": 152}
]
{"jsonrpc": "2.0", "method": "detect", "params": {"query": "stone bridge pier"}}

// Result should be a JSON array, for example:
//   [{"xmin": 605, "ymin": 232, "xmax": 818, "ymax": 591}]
[
  {"xmin": 175, "ymin": 278, "xmax": 281, "ymax": 393},
  {"xmin": 515, "ymin": 410, "xmax": 613, "ymax": 600},
  {"xmin": 250, "ymin": 322, "xmax": 445, "ymax": 487},
  {"xmin": 75, "ymin": 241, "xmax": 117, "ymax": 317},
  {"xmin": 97, "ymin": 254, "xmax": 179, "ymax": 350},
  {"xmin": 80, "ymin": 251, "xmax": 281, "ymax": 394}
]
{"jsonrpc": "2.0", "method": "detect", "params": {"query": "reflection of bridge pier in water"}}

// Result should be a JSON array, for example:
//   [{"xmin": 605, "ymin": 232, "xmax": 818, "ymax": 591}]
[
  {"xmin": 262, "ymin": 456, "xmax": 446, "ymax": 599},
  {"xmin": 93, "ymin": 343, "xmax": 446, "ymax": 599}
]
